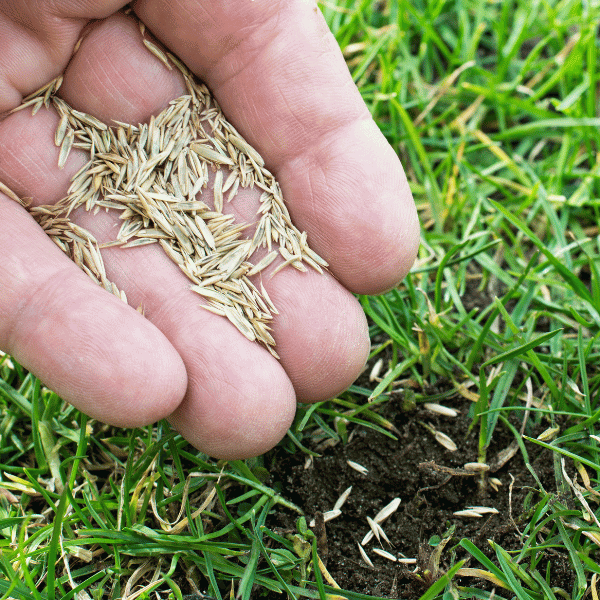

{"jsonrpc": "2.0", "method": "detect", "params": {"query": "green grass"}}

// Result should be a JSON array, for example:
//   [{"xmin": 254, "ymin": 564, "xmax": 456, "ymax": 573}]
[{"xmin": 3, "ymin": 0, "xmax": 600, "ymax": 598}]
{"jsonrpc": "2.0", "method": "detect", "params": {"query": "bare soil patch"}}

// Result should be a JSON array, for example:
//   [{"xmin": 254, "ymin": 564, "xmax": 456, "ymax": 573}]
[{"xmin": 267, "ymin": 388, "xmax": 574, "ymax": 598}]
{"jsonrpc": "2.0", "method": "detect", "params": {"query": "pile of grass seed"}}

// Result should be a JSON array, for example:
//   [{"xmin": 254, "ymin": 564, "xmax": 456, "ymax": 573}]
[{"xmin": 4, "ymin": 27, "xmax": 327, "ymax": 358}]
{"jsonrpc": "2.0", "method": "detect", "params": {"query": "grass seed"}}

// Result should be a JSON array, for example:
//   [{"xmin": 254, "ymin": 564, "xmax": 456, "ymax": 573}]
[{"xmin": 4, "ymin": 26, "xmax": 327, "ymax": 355}]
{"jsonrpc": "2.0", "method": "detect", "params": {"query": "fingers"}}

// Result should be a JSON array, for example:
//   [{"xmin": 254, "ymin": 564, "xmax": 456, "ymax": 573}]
[
  {"xmin": 55, "ymin": 17, "xmax": 369, "ymax": 434},
  {"xmin": 0, "ymin": 1, "xmax": 129, "ymax": 113},
  {"xmin": 0, "ymin": 8, "xmax": 373, "ymax": 456},
  {"xmin": 133, "ymin": 0, "xmax": 420, "ymax": 294},
  {"xmin": 0, "ymin": 191, "xmax": 187, "ymax": 428},
  {"xmin": 1, "ymin": 13, "xmax": 369, "ymax": 457}
]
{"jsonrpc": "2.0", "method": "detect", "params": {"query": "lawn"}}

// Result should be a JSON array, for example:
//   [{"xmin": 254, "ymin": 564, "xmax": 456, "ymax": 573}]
[{"xmin": 2, "ymin": 0, "xmax": 600, "ymax": 598}]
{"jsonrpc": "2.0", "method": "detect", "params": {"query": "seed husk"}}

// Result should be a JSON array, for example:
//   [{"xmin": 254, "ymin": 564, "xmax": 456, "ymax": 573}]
[
  {"xmin": 424, "ymin": 402, "xmax": 458, "ymax": 417},
  {"xmin": 142, "ymin": 39, "xmax": 173, "ymax": 70},
  {"xmin": 372, "ymin": 548, "xmax": 397, "ymax": 562},
  {"xmin": 346, "ymin": 460, "xmax": 369, "ymax": 476},
  {"xmin": 357, "ymin": 544, "xmax": 374, "ymax": 569},
  {"xmin": 246, "ymin": 251, "xmax": 278, "ymax": 276},
  {"xmin": 435, "ymin": 431, "xmax": 458, "ymax": 452},
  {"xmin": 373, "ymin": 497, "xmax": 401, "ymax": 524},
  {"xmin": 0, "ymin": 180, "xmax": 26, "ymax": 206},
  {"xmin": 309, "ymin": 509, "xmax": 342, "ymax": 527},
  {"xmin": 463, "ymin": 462, "xmax": 490, "ymax": 472},
  {"xmin": 333, "ymin": 486, "xmax": 352, "ymax": 512},
  {"xmin": 58, "ymin": 129, "xmax": 74, "ymax": 169},
  {"xmin": 369, "ymin": 358, "xmax": 384, "ymax": 382}
]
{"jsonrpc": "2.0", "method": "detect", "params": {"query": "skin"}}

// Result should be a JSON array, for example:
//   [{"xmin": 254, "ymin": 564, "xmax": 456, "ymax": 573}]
[{"xmin": 0, "ymin": 0, "xmax": 419, "ymax": 459}]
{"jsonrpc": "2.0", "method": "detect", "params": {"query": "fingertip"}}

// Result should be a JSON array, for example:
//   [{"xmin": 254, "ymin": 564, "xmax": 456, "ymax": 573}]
[
  {"xmin": 266, "ymin": 268, "xmax": 371, "ymax": 402},
  {"xmin": 168, "ymin": 345, "xmax": 297, "ymax": 459},
  {"xmin": 59, "ymin": 12, "xmax": 186, "ymax": 124},
  {"xmin": 349, "ymin": 174, "xmax": 420, "ymax": 296},
  {"xmin": 280, "ymin": 118, "xmax": 420, "ymax": 295},
  {"xmin": 89, "ymin": 302, "xmax": 189, "ymax": 427}
]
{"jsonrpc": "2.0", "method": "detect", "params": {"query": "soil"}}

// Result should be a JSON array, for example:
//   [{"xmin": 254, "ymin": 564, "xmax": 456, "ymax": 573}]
[{"xmin": 265, "ymin": 384, "xmax": 576, "ymax": 599}]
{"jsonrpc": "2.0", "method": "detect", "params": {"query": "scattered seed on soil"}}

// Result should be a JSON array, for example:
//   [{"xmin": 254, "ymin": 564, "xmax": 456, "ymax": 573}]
[
  {"xmin": 333, "ymin": 486, "xmax": 352, "ymax": 511},
  {"xmin": 366, "ymin": 516, "xmax": 391, "ymax": 546},
  {"xmin": 347, "ymin": 460, "xmax": 369, "ymax": 475},
  {"xmin": 453, "ymin": 509, "xmax": 484, "ymax": 518},
  {"xmin": 373, "ymin": 497, "xmax": 401, "ymax": 524},
  {"xmin": 489, "ymin": 477, "xmax": 503, "ymax": 491},
  {"xmin": 366, "ymin": 516, "xmax": 381, "ymax": 543},
  {"xmin": 357, "ymin": 543, "xmax": 374, "ymax": 569},
  {"xmin": 463, "ymin": 462, "xmax": 490, "ymax": 472},
  {"xmin": 4, "ymin": 29, "xmax": 328, "ymax": 355},
  {"xmin": 309, "ymin": 509, "xmax": 341, "ymax": 527},
  {"xmin": 372, "ymin": 548, "xmax": 397, "ymax": 562},
  {"xmin": 466, "ymin": 506, "xmax": 499, "ymax": 515},
  {"xmin": 423, "ymin": 402, "xmax": 458, "ymax": 417},
  {"xmin": 434, "ymin": 430, "xmax": 458, "ymax": 452},
  {"xmin": 361, "ymin": 530, "xmax": 374, "ymax": 546},
  {"xmin": 453, "ymin": 506, "xmax": 499, "ymax": 518}
]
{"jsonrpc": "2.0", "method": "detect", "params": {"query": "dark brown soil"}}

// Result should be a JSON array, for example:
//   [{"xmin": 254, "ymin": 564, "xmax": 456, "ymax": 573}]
[{"xmin": 266, "ymin": 388, "xmax": 575, "ymax": 599}]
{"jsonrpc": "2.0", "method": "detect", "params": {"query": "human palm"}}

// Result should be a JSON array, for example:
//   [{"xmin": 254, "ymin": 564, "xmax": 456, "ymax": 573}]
[{"xmin": 0, "ymin": 0, "xmax": 419, "ymax": 458}]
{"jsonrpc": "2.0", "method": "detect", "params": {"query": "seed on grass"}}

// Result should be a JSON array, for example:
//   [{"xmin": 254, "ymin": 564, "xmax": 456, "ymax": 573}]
[
  {"xmin": 347, "ymin": 460, "xmax": 369, "ymax": 475},
  {"xmin": 369, "ymin": 358, "xmax": 384, "ymax": 382},
  {"xmin": 372, "ymin": 548, "xmax": 397, "ymax": 562},
  {"xmin": 333, "ymin": 486, "xmax": 352, "ymax": 511},
  {"xmin": 424, "ymin": 402, "xmax": 458, "ymax": 417},
  {"xmin": 374, "ymin": 497, "xmax": 401, "ymax": 524},
  {"xmin": 537, "ymin": 425, "xmax": 560, "ymax": 442},
  {"xmin": 357, "ymin": 543, "xmax": 374, "ymax": 569},
  {"xmin": 68, "ymin": 546, "xmax": 93, "ymax": 562}
]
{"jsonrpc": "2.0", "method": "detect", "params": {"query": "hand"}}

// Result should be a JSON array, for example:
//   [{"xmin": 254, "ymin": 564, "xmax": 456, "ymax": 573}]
[{"xmin": 0, "ymin": 1, "xmax": 419, "ymax": 458}]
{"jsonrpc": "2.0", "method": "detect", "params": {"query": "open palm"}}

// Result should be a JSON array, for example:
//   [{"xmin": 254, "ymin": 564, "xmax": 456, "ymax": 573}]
[{"xmin": 0, "ymin": 0, "xmax": 419, "ymax": 458}]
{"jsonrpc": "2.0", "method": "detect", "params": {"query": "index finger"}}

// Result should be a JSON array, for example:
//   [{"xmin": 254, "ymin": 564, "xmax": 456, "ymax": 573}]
[{"xmin": 133, "ymin": 0, "xmax": 420, "ymax": 294}]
